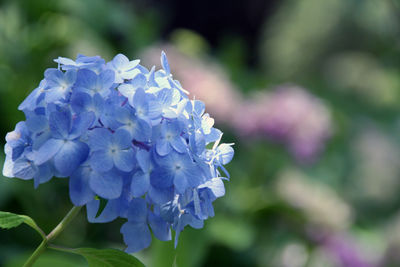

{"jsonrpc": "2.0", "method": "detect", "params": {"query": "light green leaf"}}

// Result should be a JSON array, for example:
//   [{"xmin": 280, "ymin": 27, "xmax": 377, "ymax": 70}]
[
  {"xmin": 0, "ymin": 211, "xmax": 46, "ymax": 238},
  {"xmin": 72, "ymin": 248, "xmax": 145, "ymax": 267}
]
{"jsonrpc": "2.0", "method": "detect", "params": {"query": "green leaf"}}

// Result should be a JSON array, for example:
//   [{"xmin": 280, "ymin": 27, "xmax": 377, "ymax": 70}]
[
  {"xmin": 71, "ymin": 248, "xmax": 145, "ymax": 267},
  {"xmin": 0, "ymin": 211, "xmax": 25, "ymax": 229},
  {"xmin": 0, "ymin": 211, "xmax": 45, "ymax": 238},
  {"xmin": 95, "ymin": 197, "xmax": 108, "ymax": 218}
]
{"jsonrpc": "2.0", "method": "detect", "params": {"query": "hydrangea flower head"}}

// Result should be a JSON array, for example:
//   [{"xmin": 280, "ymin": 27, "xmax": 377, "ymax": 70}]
[{"xmin": 3, "ymin": 52, "xmax": 234, "ymax": 252}]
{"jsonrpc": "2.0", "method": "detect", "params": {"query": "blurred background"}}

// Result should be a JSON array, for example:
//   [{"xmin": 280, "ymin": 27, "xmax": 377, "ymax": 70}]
[{"xmin": 1, "ymin": 0, "xmax": 400, "ymax": 266}]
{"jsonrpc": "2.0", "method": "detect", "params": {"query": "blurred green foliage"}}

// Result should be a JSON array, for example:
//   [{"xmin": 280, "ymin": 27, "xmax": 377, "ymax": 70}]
[{"xmin": 1, "ymin": 0, "xmax": 400, "ymax": 266}]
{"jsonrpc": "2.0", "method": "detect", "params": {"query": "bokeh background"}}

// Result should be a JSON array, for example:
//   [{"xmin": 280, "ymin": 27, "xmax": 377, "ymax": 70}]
[{"xmin": 1, "ymin": 0, "xmax": 400, "ymax": 266}]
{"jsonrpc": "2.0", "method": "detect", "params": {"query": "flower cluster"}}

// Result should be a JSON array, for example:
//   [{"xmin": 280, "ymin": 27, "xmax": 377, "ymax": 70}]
[{"xmin": 2, "ymin": 52, "xmax": 234, "ymax": 252}]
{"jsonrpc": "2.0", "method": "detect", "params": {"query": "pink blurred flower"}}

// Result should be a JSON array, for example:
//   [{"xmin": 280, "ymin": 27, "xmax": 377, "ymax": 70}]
[{"xmin": 236, "ymin": 86, "xmax": 333, "ymax": 162}]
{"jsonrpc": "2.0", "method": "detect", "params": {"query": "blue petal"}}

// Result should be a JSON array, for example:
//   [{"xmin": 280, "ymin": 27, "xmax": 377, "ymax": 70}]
[
  {"xmin": 131, "ymin": 119, "xmax": 151, "ymax": 142},
  {"xmin": 127, "ymin": 198, "xmax": 147, "ymax": 223},
  {"xmin": 34, "ymin": 163, "xmax": 53, "ymax": 188},
  {"xmin": 88, "ymin": 128, "xmax": 112, "ymax": 151},
  {"xmin": 69, "ymin": 166, "xmax": 95, "ymax": 206},
  {"xmin": 49, "ymin": 109, "xmax": 72, "ymax": 139},
  {"xmin": 89, "ymin": 171, "xmax": 123, "ymax": 199},
  {"xmin": 156, "ymin": 139, "xmax": 171, "ymax": 156},
  {"xmin": 136, "ymin": 149, "xmax": 150, "ymax": 172},
  {"xmin": 148, "ymin": 211, "xmax": 171, "ymax": 241},
  {"xmin": 69, "ymin": 112, "xmax": 95, "ymax": 139},
  {"xmin": 75, "ymin": 69, "xmax": 97, "ymax": 95},
  {"xmin": 113, "ymin": 149, "xmax": 135, "ymax": 172},
  {"xmin": 131, "ymin": 87, "xmax": 147, "ymax": 109},
  {"xmin": 71, "ymin": 92, "xmax": 92, "ymax": 114},
  {"xmin": 150, "ymin": 166, "xmax": 174, "ymax": 188},
  {"xmin": 174, "ymin": 167, "xmax": 201, "ymax": 194},
  {"xmin": 45, "ymin": 68, "xmax": 64, "ymax": 84},
  {"xmin": 99, "ymin": 69, "xmax": 115, "ymax": 93},
  {"xmin": 131, "ymin": 171, "xmax": 150, "ymax": 197},
  {"xmin": 87, "ymin": 199, "xmax": 119, "ymax": 223},
  {"xmin": 121, "ymin": 222, "xmax": 151, "ymax": 253},
  {"xmin": 34, "ymin": 138, "xmax": 64, "ymax": 165},
  {"xmin": 26, "ymin": 114, "xmax": 48, "ymax": 133},
  {"xmin": 171, "ymin": 136, "xmax": 187, "ymax": 153},
  {"xmin": 90, "ymin": 150, "xmax": 113, "ymax": 172},
  {"xmin": 113, "ymin": 128, "xmax": 132, "ymax": 149},
  {"xmin": 148, "ymin": 185, "xmax": 174, "ymax": 204},
  {"xmin": 54, "ymin": 141, "xmax": 89, "ymax": 176}
]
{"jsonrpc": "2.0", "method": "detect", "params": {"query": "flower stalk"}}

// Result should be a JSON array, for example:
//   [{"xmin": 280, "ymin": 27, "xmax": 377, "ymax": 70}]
[{"xmin": 23, "ymin": 206, "xmax": 82, "ymax": 267}]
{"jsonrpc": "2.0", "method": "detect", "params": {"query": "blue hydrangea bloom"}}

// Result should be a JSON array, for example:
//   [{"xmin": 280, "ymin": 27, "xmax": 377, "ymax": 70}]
[{"xmin": 3, "ymin": 52, "xmax": 234, "ymax": 253}]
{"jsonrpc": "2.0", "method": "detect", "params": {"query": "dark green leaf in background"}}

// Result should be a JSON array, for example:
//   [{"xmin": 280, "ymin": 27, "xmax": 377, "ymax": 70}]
[{"xmin": 71, "ymin": 248, "xmax": 145, "ymax": 267}]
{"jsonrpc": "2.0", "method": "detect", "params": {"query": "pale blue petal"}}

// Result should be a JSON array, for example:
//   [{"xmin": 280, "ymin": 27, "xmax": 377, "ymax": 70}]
[
  {"xmin": 13, "ymin": 158, "xmax": 36, "ymax": 180},
  {"xmin": 161, "ymin": 51, "xmax": 170, "ymax": 75},
  {"xmin": 156, "ymin": 139, "xmax": 171, "ymax": 156},
  {"xmin": 199, "ymin": 178, "xmax": 225, "ymax": 198},
  {"xmin": 171, "ymin": 136, "xmax": 187, "ymax": 153},
  {"xmin": 118, "ymin": 84, "xmax": 135, "ymax": 99}
]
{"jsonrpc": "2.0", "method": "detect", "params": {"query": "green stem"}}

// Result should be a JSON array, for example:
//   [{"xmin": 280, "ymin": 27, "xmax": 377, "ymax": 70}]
[{"xmin": 23, "ymin": 206, "xmax": 82, "ymax": 267}]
